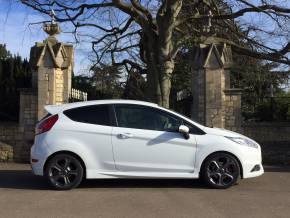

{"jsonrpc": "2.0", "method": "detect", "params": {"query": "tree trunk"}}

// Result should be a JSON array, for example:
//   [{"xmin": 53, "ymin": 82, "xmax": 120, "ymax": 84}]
[
  {"xmin": 144, "ymin": 34, "xmax": 163, "ymax": 105},
  {"xmin": 143, "ymin": 0, "xmax": 182, "ymax": 108},
  {"xmin": 160, "ymin": 60, "xmax": 174, "ymax": 108},
  {"xmin": 145, "ymin": 46, "xmax": 175, "ymax": 108}
]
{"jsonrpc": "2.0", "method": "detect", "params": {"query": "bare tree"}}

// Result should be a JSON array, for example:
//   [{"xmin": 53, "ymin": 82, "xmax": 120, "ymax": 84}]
[{"xmin": 21, "ymin": 0, "xmax": 290, "ymax": 108}]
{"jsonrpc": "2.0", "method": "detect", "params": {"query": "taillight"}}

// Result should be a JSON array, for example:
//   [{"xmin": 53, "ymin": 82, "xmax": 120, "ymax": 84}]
[{"xmin": 36, "ymin": 114, "xmax": 58, "ymax": 135}]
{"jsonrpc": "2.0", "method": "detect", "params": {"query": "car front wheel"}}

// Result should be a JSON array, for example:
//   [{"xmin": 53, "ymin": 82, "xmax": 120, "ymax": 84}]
[
  {"xmin": 201, "ymin": 153, "xmax": 240, "ymax": 189},
  {"xmin": 45, "ymin": 154, "xmax": 84, "ymax": 190}
]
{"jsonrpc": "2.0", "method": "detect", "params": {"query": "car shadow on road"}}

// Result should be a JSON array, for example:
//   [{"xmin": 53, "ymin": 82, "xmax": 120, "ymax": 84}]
[
  {"xmin": 0, "ymin": 170, "xmax": 207, "ymax": 190},
  {"xmin": 80, "ymin": 178, "xmax": 206, "ymax": 189},
  {"xmin": 0, "ymin": 170, "xmax": 49, "ymax": 190}
]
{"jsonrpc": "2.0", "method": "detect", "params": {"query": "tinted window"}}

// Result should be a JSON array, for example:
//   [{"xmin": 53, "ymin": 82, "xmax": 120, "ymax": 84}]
[
  {"xmin": 64, "ymin": 105, "xmax": 110, "ymax": 126},
  {"xmin": 115, "ymin": 105, "xmax": 182, "ymax": 132}
]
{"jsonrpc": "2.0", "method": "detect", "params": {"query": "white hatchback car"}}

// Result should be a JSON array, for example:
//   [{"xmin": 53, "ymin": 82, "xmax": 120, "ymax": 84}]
[{"xmin": 31, "ymin": 100, "xmax": 263, "ymax": 190}]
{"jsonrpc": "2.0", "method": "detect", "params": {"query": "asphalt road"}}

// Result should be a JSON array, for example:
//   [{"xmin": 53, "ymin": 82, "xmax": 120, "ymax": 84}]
[{"xmin": 0, "ymin": 163, "xmax": 289, "ymax": 218}]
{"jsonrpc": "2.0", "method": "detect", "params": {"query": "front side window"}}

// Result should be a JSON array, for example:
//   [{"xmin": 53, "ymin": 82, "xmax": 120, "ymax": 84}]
[
  {"xmin": 115, "ymin": 105, "xmax": 182, "ymax": 132},
  {"xmin": 64, "ymin": 104, "xmax": 111, "ymax": 126}
]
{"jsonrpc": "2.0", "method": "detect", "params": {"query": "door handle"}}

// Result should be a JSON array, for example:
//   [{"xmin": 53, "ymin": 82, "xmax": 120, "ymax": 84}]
[{"xmin": 117, "ymin": 133, "xmax": 134, "ymax": 139}]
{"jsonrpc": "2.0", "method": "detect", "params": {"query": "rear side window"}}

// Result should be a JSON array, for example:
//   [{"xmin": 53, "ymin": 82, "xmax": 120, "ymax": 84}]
[{"xmin": 63, "ymin": 105, "xmax": 110, "ymax": 126}]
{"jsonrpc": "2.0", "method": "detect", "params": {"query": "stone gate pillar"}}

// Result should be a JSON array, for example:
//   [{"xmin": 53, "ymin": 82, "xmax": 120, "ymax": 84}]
[
  {"xmin": 29, "ymin": 22, "xmax": 73, "ymax": 120},
  {"xmin": 191, "ymin": 42, "xmax": 242, "ymax": 129},
  {"xmin": 13, "ymin": 21, "xmax": 74, "ymax": 162}
]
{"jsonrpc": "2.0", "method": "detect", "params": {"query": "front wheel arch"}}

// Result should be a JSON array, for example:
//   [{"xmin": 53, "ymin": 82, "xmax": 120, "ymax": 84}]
[
  {"xmin": 199, "ymin": 151, "xmax": 243, "ymax": 179},
  {"xmin": 44, "ymin": 151, "xmax": 87, "ymax": 179}
]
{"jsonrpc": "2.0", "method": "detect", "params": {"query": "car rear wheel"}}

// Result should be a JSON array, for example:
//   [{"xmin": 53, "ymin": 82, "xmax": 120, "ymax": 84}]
[
  {"xmin": 201, "ymin": 153, "xmax": 240, "ymax": 189},
  {"xmin": 45, "ymin": 154, "xmax": 84, "ymax": 190}
]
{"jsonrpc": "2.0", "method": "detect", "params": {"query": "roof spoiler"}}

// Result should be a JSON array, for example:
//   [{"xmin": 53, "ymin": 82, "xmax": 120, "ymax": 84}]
[{"xmin": 44, "ymin": 105, "xmax": 65, "ymax": 115}]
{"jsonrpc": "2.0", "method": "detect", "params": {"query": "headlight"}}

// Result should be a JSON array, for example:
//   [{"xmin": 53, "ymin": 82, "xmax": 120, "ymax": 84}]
[{"xmin": 225, "ymin": 136, "xmax": 259, "ymax": 149}]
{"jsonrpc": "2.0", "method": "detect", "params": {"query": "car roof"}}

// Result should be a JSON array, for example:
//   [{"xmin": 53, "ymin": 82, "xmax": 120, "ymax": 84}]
[
  {"xmin": 65, "ymin": 99, "xmax": 158, "ymax": 108},
  {"xmin": 45, "ymin": 99, "xmax": 158, "ymax": 114}
]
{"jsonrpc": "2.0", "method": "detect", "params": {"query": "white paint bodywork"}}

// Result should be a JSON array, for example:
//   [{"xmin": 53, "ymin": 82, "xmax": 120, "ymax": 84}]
[{"xmin": 31, "ymin": 100, "xmax": 264, "ymax": 180}]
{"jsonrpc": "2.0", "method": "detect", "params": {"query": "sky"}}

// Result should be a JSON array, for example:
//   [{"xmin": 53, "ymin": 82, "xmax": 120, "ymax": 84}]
[
  {"xmin": 0, "ymin": 0, "xmax": 91, "ymax": 75},
  {"xmin": 0, "ymin": 0, "xmax": 290, "ymax": 76}
]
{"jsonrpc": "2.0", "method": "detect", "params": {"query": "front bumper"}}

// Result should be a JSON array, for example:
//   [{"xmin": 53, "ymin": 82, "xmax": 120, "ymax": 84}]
[
  {"xmin": 242, "ymin": 163, "xmax": 264, "ymax": 178},
  {"xmin": 240, "ymin": 145, "xmax": 264, "ymax": 178}
]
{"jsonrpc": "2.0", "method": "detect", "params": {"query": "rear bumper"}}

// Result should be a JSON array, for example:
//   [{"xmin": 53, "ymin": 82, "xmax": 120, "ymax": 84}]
[
  {"xmin": 31, "ymin": 145, "xmax": 46, "ymax": 176},
  {"xmin": 31, "ymin": 160, "xmax": 45, "ymax": 176},
  {"xmin": 30, "ymin": 138, "xmax": 51, "ymax": 176}
]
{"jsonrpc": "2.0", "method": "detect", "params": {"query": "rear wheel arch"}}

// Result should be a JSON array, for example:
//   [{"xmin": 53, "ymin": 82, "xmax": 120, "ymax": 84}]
[
  {"xmin": 44, "ymin": 151, "xmax": 87, "ymax": 179},
  {"xmin": 199, "ymin": 151, "xmax": 243, "ymax": 179}
]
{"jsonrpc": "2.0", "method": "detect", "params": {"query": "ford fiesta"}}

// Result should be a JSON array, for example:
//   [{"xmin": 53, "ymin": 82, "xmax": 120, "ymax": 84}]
[{"xmin": 31, "ymin": 100, "xmax": 263, "ymax": 190}]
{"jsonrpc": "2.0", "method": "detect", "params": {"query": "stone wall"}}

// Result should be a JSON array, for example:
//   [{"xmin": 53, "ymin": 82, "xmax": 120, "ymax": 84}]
[
  {"xmin": 0, "ymin": 123, "xmax": 30, "ymax": 162},
  {"xmin": 0, "ymin": 122, "xmax": 34, "ymax": 163},
  {"xmin": 242, "ymin": 122, "xmax": 290, "ymax": 165},
  {"xmin": 224, "ymin": 89, "xmax": 242, "ymax": 132},
  {"xmin": 19, "ymin": 90, "xmax": 37, "ymax": 126},
  {"xmin": 0, "ymin": 141, "xmax": 13, "ymax": 162},
  {"xmin": 0, "ymin": 90, "xmax": 37, "ymax": 162}
]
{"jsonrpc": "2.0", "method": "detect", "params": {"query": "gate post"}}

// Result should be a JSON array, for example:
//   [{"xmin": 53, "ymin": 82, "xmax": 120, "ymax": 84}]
[
  {"xmin": 191, "ymin": 41, "xmax": 242, "ymax": 129},
  {"xmin": 29, "ymin": 22, "xmax": 73, "ymax": 120}
]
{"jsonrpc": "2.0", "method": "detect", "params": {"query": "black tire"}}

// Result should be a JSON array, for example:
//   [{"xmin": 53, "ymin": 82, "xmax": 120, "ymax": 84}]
[
  {"xmin": 201, "ymin": 153, "xmax": 240, "ymax": 189},
  {"xmin": 45, "ymin": 154, "xmax": 84, "ymax": 190}
]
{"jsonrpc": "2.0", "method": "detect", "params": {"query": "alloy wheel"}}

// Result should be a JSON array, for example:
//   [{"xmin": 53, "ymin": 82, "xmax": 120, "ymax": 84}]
[
  {"xmin": 46, "ymin": 154, "xmax": 83, "ymax": 190},
  {"xmin": 202, "ymin": 153, "xmax": 240, "ymax": 189}
]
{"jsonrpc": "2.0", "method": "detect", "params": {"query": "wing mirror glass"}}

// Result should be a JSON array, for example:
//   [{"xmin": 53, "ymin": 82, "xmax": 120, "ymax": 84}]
[{"xmin": 179, "ymin": 125, "xmax": 190, "ymax": 139}]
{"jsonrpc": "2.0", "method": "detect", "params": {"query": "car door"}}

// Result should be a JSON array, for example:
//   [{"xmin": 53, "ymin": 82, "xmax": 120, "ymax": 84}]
[{"xmin": 111, "ymin": 104, "xmax": 198, "ymax": 173}]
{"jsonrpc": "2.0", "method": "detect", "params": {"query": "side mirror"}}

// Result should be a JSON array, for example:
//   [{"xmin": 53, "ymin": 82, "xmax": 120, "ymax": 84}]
[{"xmin": 179, "ymin": 125, "xmax": 190, "ymax": 139}]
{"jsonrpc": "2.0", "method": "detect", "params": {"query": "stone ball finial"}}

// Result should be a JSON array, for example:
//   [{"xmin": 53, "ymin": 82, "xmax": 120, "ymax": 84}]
[{"xmin": 43, "ymin": 22, "xmax": 61, "ymax": 37}]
